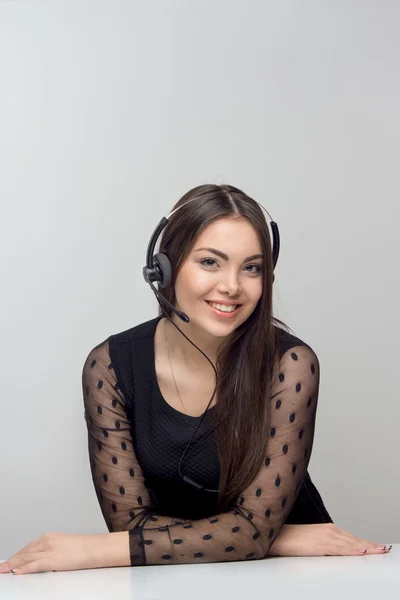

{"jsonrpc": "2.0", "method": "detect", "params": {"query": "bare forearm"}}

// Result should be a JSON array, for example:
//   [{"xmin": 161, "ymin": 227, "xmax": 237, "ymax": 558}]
[
  {"xmin": 95, "ymin": 532, "xmax": 131, "ymax": 569},
  {"xmin": 268, "ymin": 525, "xmax": 299, "ymax": 556}
]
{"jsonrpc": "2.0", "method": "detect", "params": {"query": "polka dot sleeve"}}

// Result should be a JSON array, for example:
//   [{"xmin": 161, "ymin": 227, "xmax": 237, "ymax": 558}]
[{"xmin": 82, "ymin": 339, "xmax": 320, "ymax": 566}]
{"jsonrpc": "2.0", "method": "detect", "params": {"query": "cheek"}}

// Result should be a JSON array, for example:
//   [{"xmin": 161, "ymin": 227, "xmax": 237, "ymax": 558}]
[{"xmin": 175, "ymin": 266, "xmax": 210, "ymax": 297}]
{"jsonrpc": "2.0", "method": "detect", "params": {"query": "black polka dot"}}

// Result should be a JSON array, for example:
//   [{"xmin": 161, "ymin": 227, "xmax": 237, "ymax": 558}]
[
  {"xmin": 248, "ymin": 512, "xmax": 254, "ymax": 520},
  {"xmin": 162, "ymin": 555, "xmax": 172, "ymax": 560},
  {"xmin": 239, "ymin": 496, "xmax": 245, "ymax": 505},
  {"xmin": 225, "ymin": 546, "xmax": 235, "ymax": 552},
  {"xmin": 114, "ymin": 382, "xmax": 120, "ymax": 391},
  {"xmin": 291, "ymin": 352, "xmax": 298, "ymax": 361},
  {"xmin": 112, "ymin": 457, "xmax": 118, "ymax": 464},
  {"xmin": 194, "ymin": 552, "xmax": 203, "ymax": 558},
  {"xmin": 112, "ymin": 503, "xmax": 117, "ymax": 512},
  {"xmin": 138, "ymin": 497, "xmax": 143, "ymax": 505},
  {"xmin": 210, "ymin": 518, "xmax": 218, "ymax": 523},
  {"xmin": 97, "ymin": 441, "xmax": 102, "ymax": 450},
  {"xmin": 97, "ymin": 406, "xmax": 102, "ymax": 414},
  {"xmin": 173, "ymin": 539, "xmax": 183, "ymax": 544},
  {"xmin": 129, "ymin": 468, "xmax": 135, "ymax": 477},
  {"xmin": 256, "ymin": 488, "xmax": 262, "ymax": 497},
  {"xmin": 292, "ymin": 464, "xmax": 297, "ymax": 474},
  {"xmin": 275, "ymin": 475, "xmax": 281, "ymax": 487},
  {"xmin": 232, "ymin": 526, "xmax": 240, "ymax": 533},
  {"xmin": 299, "ymin": 429, "xmax": 304, "ymax": 439},
  {"xmin": 115, "ymin": 421, "xmax": 121, "ymax": 429},
  {"xmin": 103, "ymin": 430, "xmax": 108, "ymax": 438},
  {"xmin": 265, "ymin": 457, "xmax": 270, "ymax": 467},
  {"xmin": 270, "ymin": 427, "xmax": 276, "ymax": 436},
  {"xmin": 103, "ymin": 474, "xmax": 108, "ymax": 482},
  {"xmin": 279, "ymin": 373, "xmax": 284, "ymax": 382},
  {"xmin": 183, "ymin": 523, "xmax": 193, "ymax": 528},
  {"xmin": 129, "ymin": 511, "xmax": 136, "ymax": 519},
  {"xmin": 119, "ymin": 486, "xmax": 125, "ymax": 495},
  {"xmin": 311, "ymin": 364, "xmax": 315, "ymax": 374},
  {"xmin": 112, "ymin": 398, "xmax": 118, "ymax": 407},
  {"xmin": 289, "ymin": 413, "xmax": 295, "ymax": 423},
  {"xmin": 307, "ymin": 397, "xmax": 312, "ymax": 407},
  {"xmin": 265, "ymin": 508, "xmax": 271, "ymax": 517},
  {"xmin": 282, "ymin": 497, "xmax": 287, "ymax": 508},
  {"xmin": 253, "ymin": 532, "xmax": 260, "ymax": 540},
  {"xmin": 246, "ymin": 552, "xmax": 255, "ymax": 558},
  {"xmin": 276, "ymin": 399, "xmax": 281, "ymax": 409},
  {"xmin": 283, "ymin": 444, "xmax": 288, "ymax": 454},
  {"xmin": 203, "ymin": 534, "xmax": 212, "ymax": 540},
  {"xmin": 296, "ymin": 383, "xmax": 301, "ymax": 392},
  {"xmin": 98, "ymin": 380, "xmax": 103, "ymax": 389},
  {"xmin": 121, "ymin": 442, "xmax": 127, "ymax": 450},
  {"xmin": 144, "ymin": 539, "xmax": 153, "ymax": 545},
  {"xmin": 90, "ymin": 360, "xmax": 96, "ymax": 368}
]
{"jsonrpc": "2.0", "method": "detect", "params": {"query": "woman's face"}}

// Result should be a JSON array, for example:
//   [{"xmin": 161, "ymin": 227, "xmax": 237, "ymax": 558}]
[{"xmin": 173, "ymin": 216, "xmax": 264, "ymax": 339}]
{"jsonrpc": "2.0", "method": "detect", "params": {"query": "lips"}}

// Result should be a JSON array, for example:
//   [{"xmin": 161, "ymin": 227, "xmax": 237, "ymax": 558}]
[{"xmin": 205, "ymin": 300, "xmax": 240, "ymax": 314}]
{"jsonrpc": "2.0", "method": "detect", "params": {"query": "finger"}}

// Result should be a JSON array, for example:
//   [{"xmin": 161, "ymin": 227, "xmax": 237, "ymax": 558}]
[
  {"xmin": 336, "ymin": 529, "xmax": 389, "ymax": 554},
  {"xmin": 11, "ymin": 558, "xmax": 53, "ymax": 576},
  {"xmin": 7, "ymin": 551, "xmax": 46, "ymax": 572},
  {"xmin": 356, "ymin": 540, "xmax": 390, "ymax": 554}
]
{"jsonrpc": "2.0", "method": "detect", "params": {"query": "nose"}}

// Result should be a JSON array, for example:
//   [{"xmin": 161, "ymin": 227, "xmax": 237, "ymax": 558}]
[{"xmin": 217, "ymin": 270, "xmax": 242, "ymax": 297}]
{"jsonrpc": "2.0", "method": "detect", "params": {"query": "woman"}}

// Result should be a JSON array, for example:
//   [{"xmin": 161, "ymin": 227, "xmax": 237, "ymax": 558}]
[
  {"xmin": 0, "ymin": 184, "xmax": 390, "ymax": 576},
  {"xmin": 80, "ymin": 184, "xmax": 390, "ymax": 565}
]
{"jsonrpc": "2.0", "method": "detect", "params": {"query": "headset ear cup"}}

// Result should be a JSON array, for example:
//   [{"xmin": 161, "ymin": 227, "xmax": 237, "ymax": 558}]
[{"xmin": 153, "ymin": 252, "xmax": 172, "ymax": 288}]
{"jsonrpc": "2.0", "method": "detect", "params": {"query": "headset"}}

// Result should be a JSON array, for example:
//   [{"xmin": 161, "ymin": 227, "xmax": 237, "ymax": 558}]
[{"xmin": 142, "ymin": 194, "xmax": 280, "ymax": 493}]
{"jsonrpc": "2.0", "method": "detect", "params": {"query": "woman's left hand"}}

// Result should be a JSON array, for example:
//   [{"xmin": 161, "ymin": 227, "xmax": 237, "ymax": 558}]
[{"xmin": 0, "ymin": 532, "xmax": 106, "ymax": 575}]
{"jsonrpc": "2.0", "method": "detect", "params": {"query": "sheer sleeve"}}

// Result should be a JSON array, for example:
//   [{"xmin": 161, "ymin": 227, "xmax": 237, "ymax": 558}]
[{"xmin": 82, "ymin": 339, "xmax": 320, "ymax": 566}]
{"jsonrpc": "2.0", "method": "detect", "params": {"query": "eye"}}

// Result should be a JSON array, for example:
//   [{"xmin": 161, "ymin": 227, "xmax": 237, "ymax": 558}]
[{"xmin": 199, "ymin": 258, "xmax": 262, "ymax": 274}]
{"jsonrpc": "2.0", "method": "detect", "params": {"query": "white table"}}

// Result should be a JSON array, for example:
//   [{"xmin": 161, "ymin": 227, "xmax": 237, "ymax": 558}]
[{"xmin": 1, "ymin": 545, "xmax": 399, "ymax": 598}]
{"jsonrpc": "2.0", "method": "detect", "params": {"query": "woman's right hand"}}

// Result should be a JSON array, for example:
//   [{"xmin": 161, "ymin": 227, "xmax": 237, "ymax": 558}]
[{"xmin": 268, "ymin": 523, "xmax": 392, "ymax": 557}]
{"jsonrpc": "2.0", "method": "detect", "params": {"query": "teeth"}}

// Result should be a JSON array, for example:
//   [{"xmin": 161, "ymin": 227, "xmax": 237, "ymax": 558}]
[{"xmin": 209, "ymin": 302, "xmax": 237, "ymax": 313}]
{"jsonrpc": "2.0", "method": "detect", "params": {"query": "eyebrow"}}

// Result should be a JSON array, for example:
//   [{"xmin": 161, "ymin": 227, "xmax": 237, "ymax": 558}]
[{"xmin": 194, "ymin": 247, "xmax": 264, "ymax": 262}]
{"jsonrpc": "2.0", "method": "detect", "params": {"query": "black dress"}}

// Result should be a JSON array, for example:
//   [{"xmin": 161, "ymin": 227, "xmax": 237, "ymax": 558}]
[{"xmin": 82, "ymin": 315, "xmax": 333, "ymax": 566}]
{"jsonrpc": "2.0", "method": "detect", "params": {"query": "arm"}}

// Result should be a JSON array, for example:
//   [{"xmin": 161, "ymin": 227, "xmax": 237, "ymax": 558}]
[{"xmin": 82, "ymin": 339, "xmax": 321, "ymax": 566}]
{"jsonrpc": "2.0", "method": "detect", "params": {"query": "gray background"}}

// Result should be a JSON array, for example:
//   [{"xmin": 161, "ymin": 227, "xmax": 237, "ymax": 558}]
[{"xmin": 0, "ymin": 0, "xmax": 399, "ymax": 559}]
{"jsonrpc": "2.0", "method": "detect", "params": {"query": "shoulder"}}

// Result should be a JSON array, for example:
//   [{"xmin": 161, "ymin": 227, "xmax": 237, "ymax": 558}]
[
  {"xmin": 108, "ymin": 315, "xmax": 160, "ymax": 346},
  {"xmin": 83, "ymin": 316, "xmax": 160, "ymax": 368},
  {"xmin": 273, "ymin": 324, "xmax": 320, "ymax": 381},
  {"xmin": 274, "ymin": 324, "xmax": 317, "ymax": 359}
]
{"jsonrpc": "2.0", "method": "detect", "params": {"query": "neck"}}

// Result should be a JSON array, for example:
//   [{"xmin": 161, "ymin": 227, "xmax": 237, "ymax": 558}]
[{"xmin": 164, "ymin": 313, "xmax": 227, "ymax": 371}]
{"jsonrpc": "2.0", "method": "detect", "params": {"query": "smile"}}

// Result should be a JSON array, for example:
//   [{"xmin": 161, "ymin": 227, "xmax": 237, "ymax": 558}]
[{"xmin": 205, "ymin": 301, "xmax": 241, "ymax": 317}]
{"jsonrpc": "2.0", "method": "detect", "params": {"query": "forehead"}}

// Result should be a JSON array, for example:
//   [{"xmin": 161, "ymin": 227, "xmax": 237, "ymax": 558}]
[{"xmin": 194, "ymin": 217, "xmax": 260, "ymax": 246}]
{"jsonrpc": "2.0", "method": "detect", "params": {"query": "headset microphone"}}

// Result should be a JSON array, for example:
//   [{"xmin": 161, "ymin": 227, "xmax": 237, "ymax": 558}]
[{"xmin": 147, "ymin": 279, "xmax": 189, "ymax": 323}]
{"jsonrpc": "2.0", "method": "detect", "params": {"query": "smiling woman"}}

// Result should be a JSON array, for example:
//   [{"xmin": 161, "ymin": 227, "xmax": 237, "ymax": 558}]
[{"xmin": 79, "ymin": 184, "xmax": 338, "ymax": 567}]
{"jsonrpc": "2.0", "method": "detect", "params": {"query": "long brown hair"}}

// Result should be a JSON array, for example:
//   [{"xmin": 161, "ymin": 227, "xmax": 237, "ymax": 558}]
[{"xmin": 157, "ymin": 184, "xmax": 293, "ymax": 512}]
